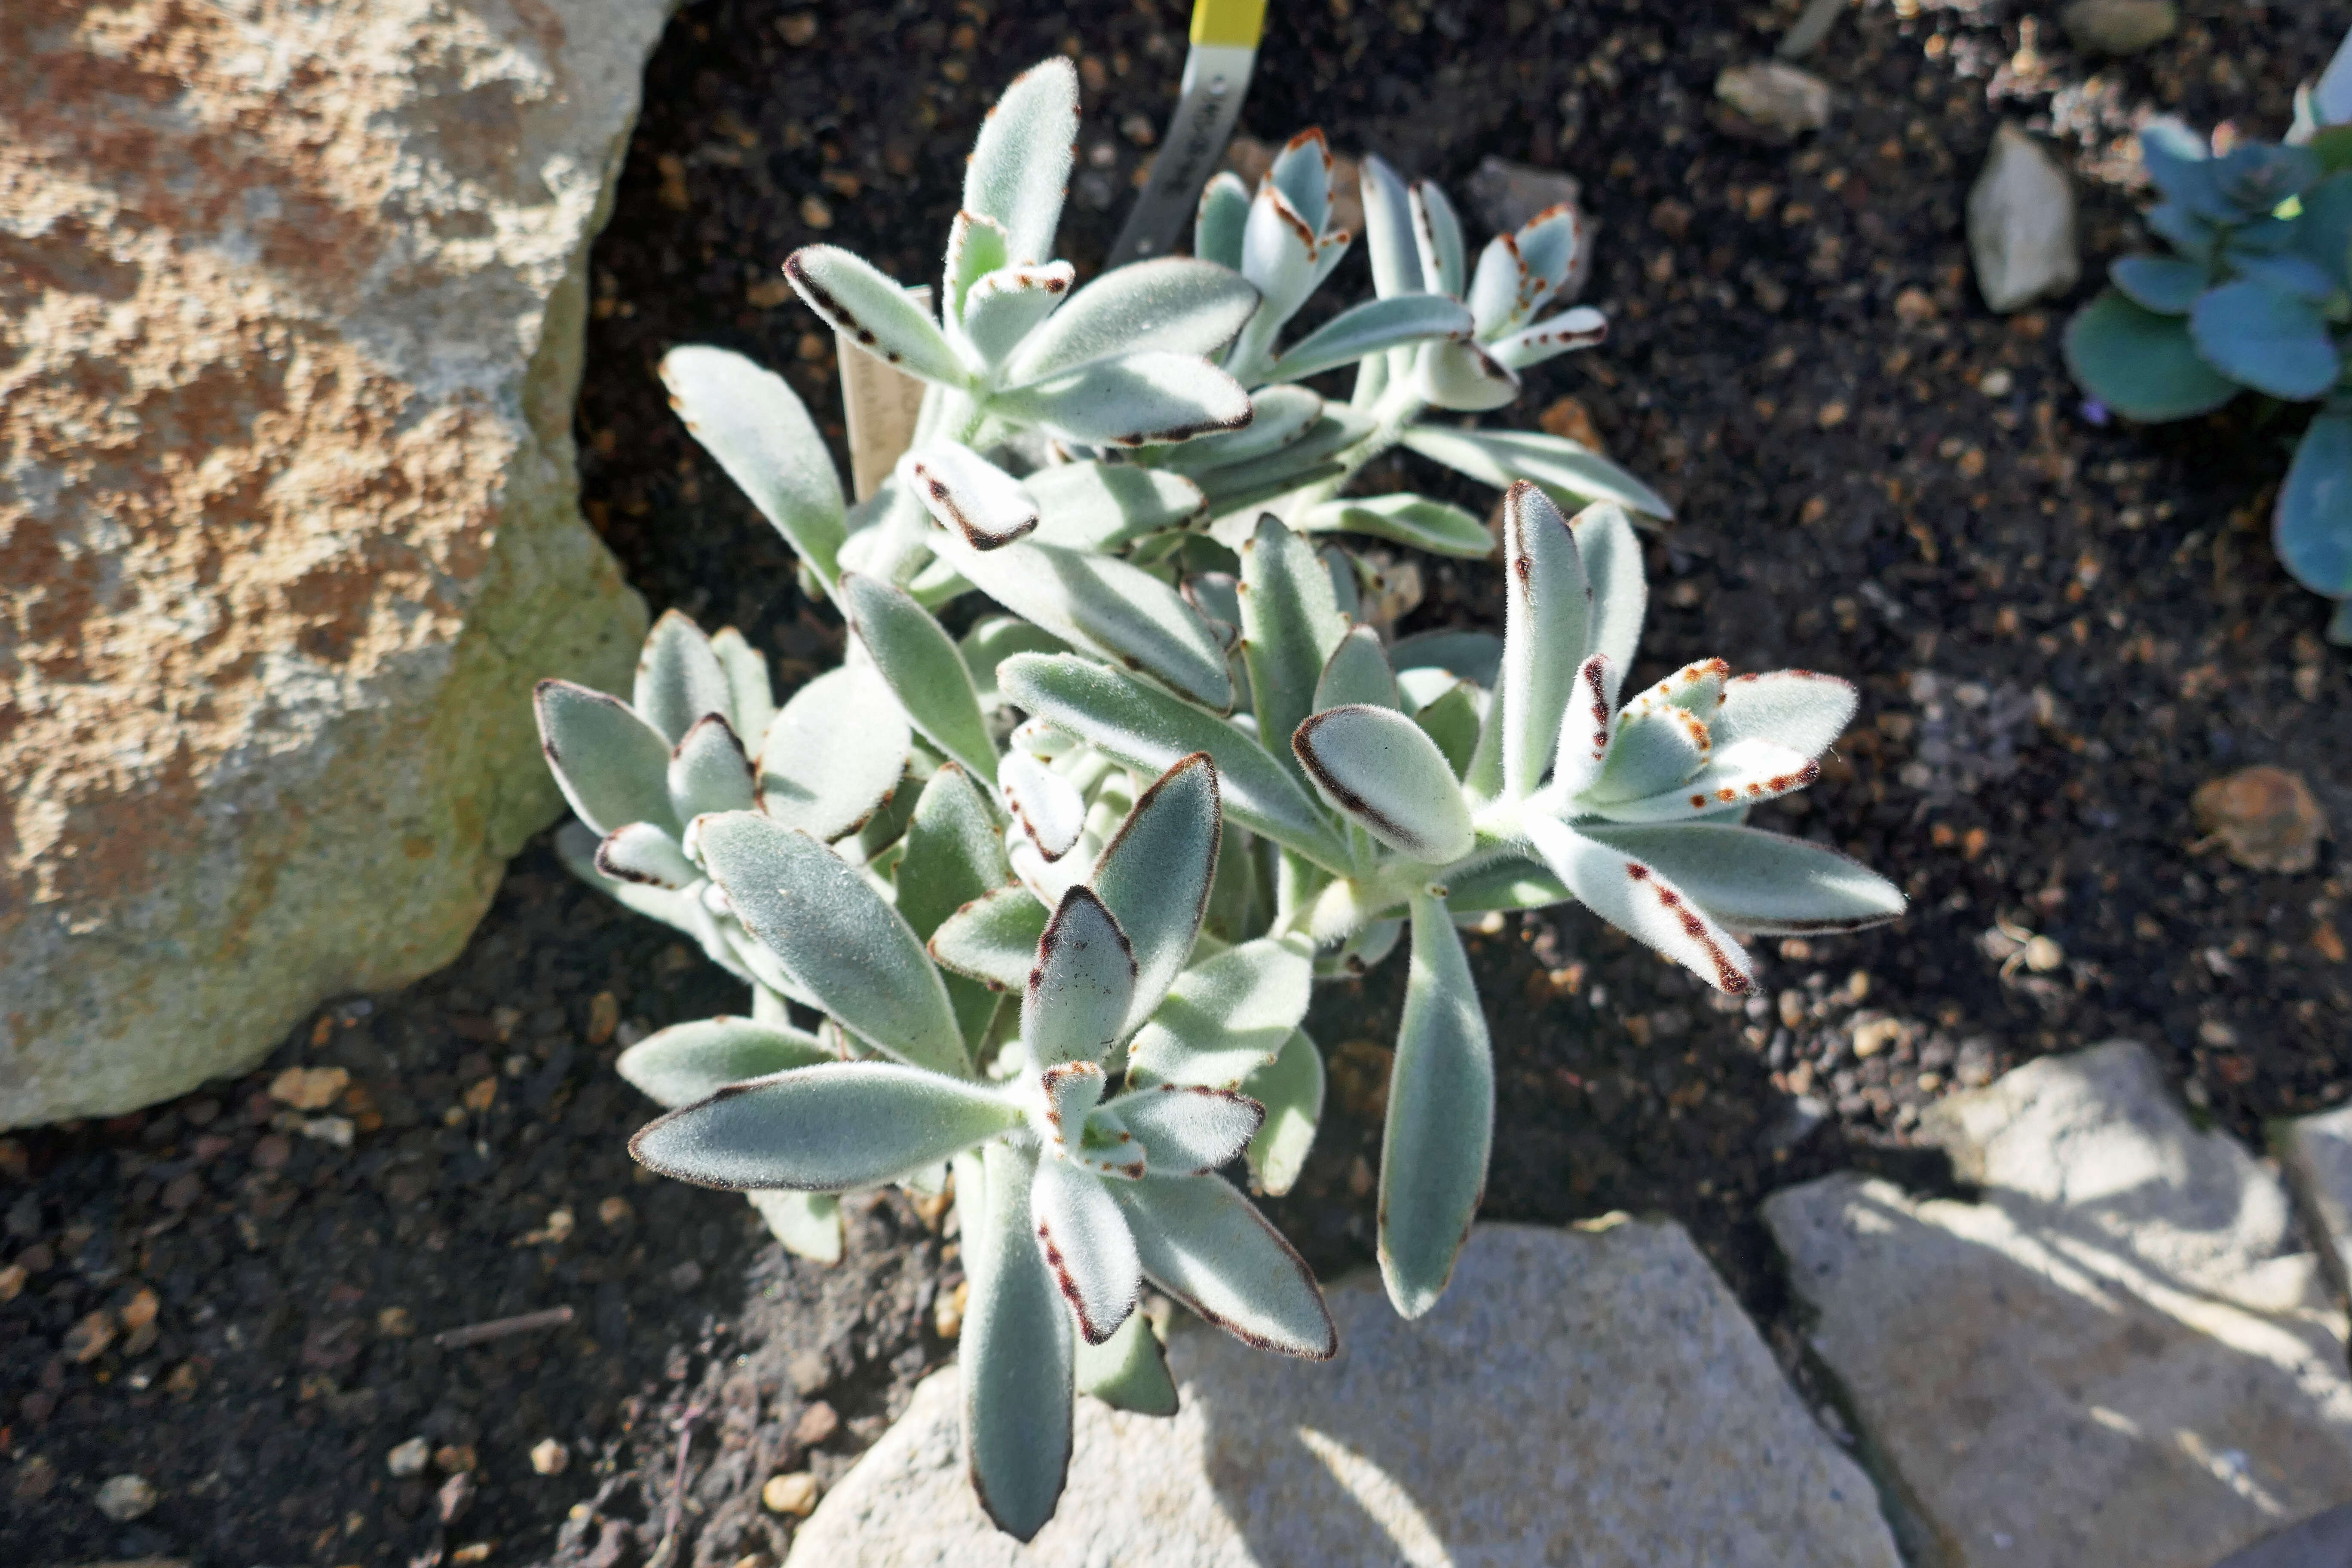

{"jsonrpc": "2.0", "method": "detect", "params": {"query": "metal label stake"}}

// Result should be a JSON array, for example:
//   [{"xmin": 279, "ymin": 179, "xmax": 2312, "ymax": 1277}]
[{"xmin": 1106, "ymin": 0, "xmax": 1268, "ymax": 267}]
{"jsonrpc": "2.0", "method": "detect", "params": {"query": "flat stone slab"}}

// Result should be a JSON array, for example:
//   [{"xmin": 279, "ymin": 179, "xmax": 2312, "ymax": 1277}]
[
  {"xmin": 2280, "ymin": 1100, "xmax": 2352, "ymax": 1292},
  {"xmin": 786, "ymin": 1219, "xmax": 1899, "ymax": 1567},
  {"xmin": 1767, "ymin": 1041, "xmax": 2352, "ymax": 1568}
]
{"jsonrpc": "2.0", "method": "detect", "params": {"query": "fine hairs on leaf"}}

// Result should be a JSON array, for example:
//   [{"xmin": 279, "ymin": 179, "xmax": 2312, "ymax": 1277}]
[{"xmin": 525, "ymin": 51, "xmax": 1906, "ymax": 1540}]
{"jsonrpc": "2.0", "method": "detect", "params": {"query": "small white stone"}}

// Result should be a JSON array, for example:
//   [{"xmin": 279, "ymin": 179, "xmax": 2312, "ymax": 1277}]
[
  {"xmin": 387, "ymin": 1436, "xmax": 431, "ymax": 1478},
  {"xmin": 530, "ymin": 1436, "xmax": 570, "ymax": 1476},
  {"xmin": 1967, "ymin": 123, "xmax": 2081, "ymax": 312},
  {"xmin": 95, "ymin": 1473, "xmax": 158, "ymax": 1521},
  {"xmin": 1715, "ymin": 61, "xmax": 1833, "ymax": 138}
]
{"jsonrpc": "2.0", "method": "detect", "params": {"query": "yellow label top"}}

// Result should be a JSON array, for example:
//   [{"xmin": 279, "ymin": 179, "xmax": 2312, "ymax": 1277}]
[{"xmin": 1191, "ymin": 0, "xmax": 1267, "ymax": 49}]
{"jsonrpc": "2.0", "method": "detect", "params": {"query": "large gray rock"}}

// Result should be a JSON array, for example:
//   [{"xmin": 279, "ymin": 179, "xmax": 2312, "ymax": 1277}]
[
  {"xmin": 1, "ymin": 0, "xmax": 663, "ymax": 1125},
  {"xmin": 1767, "ymin": 1041, "xmax": 2352, "ymax": 1568},
  {"xmin": 2280, "ymin": 1100, "xmax": 2352, "ymax": 1292},
  {"xmin": 1967, "ymin": 123, "xmax": 2081, "ymax": 312},
  {"xmin": 786, "ymin": 1220, "xmax": 1901, "ymax": 1567}
]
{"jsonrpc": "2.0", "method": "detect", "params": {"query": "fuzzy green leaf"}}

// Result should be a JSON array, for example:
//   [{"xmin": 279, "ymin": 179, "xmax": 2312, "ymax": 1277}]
[
  {"xmin": 747, "ymin": 1190, "xmax": 843, "ymax": 1263},
  {"xmin": 1299, "ymin": 492, "xmax": 1493, "ymax": 557},
  {"xmin": 1074, "ymin": 1309, "xmax": 1178, "ymax": 1415},
  {"xmin": 1026, "ymin": 887, "xmax": 1138, "ymax": 1066},
  {"xmin": 840, "ymin": 572, "xmax": 998, "ymax": 782},
  {"xmin": 1108, "ymin": 1084, "xmax": 1262, "ymax": 1176},
  {"xmin": 756, "ymin": 664, "xmax": 911, "ymax": 842},
  {"xmin": 616, "ymin": 1016, "xmax": 830, "ymax": 1109},
  {"xmin": 1571, "ymin": 503, "xmax": 1646, "ymax": 710},
  {"xmin": 1524, "ymin": 814, "xmax": 1753, "ymax": 994},
  {"xmin": 595, "ymin": 822, "xmax": 700, "ymax": 890},
  {"xmin": 994, "ymin": 352, "xmax": 1254, "ymax": 448},
  {"xmin": 1410, "ymin": 180, "xmax": 1467, "ymax": 296},
  {"xmin": 2189, "ymin": 277, "xmax": 2341, "ymax": 401},
  {"xmin": 1026, "ymin": 462, "xmax": 1207, "ymax": 550},
  {"xmin": 1378, "ymin": 893, "xmax": 1494, "ymax": 1318},
  {"xmin": 1194, "ymin": 172, "xmax": 1251, "ymax": 271},
  {"xmin": 659, "ymin": 347, "xmax": 847, "ymax": 587},
  {"xmin": 1294, "ymin": 704, "xmax": 1475, "ymax": 864},
  {"xmin": 1030, "ymin": 1156, "xmax": 1141, "ymax": 1344},
  {"xmin": 1089, "ymin": 753, "xmax": 1222, "ymax": 1033},
  {"xmin": 1240, "ymin": 514, "xmax": 1351, "ymax": 786},
  {"xmin": 668, "ymin": 714, "xmax": 757, "ymax": 820},
  {"xmin": 1580, "ymin": 823, "xmax": 1905, "ymax": 935},
  {"xmin": 629, "ymin": 1063, "xmax": 1019, "ymax": 1190},
  {"xmin": 785, "ymin": 245, "xmax": 971, "ymax": 388},
  {"xmin": 943, "ymin": 209, "xmax": 1013, "ymax": 328},
  {"xmin": 1161, "ymin": 385, "xmax": 1324, "ymax": 473},
  {"xmin": 709, "ymin": 627, "xmax": 778, "ymax": 747},
  {"xmin": 1125, "ymin": 937, "xmax": 1315, "ymax": 1088},
  {"xmin": 1000, "ymin": 654, "xmax": 1348, "ymax": 870},
  {"xmin": 960, "ymin": 262, "xmax": 1077, "ymax": 368},
  {"xmin": 903, "ymin": 442, "xmax": 1041, "ymax": 550},
  {"xmin": 962, "ymin": 58, "xmax": 1079, "ymax": 266},
  {"xmin": 697, "ymin": 812, "xmax": 967, "ymax": 1073},
  {"xmin": 1241, "ymin": 1028, "xmax": 1323, "ymax": 1197},
  {"xmin": 962, "ymin": 1141, "xmax": 1074, "ymax": 1541},
  {"xmin": 2278, "ymin": 410, "xmax": 2352, "ymax": 596},
  {"xmin": 1112, "ymin": 1175, "xmax": 1335, "ymax": 1358},
  {"xmin": 635, "ymin": 610, "xmax": 734, "ymax": 745},
  {"xmin": 1411, "ymin": 679, "xmax": 1483, "ymax": 778},
  {"xmin": 1008, "ymin": 258, "xmax": 1261, "ymax": 384},
  {"xmin": 1274, "ymin": 294, "xmax": 1473, "ymax": 383},
  {"xmin": 1496, "ymin": 483, "xmax": 1591, "ymax": 799},
  {"xmin": 1402, "ymin": 424, "xmax": 1674, "ymax": 521},
  {"xmin": 961, "ymin": 614, "xmax": 1069, "ymax": 710},
  {"xmin": 929, "ymin": 884, "xmax": 1051, "ymax": 991},
  {"xmin": 1314, "ymin": 626, "xmax": 1400, "ymax": 712},
  {"xmin": 535, "ymin": 680, "xmax": 678, "ymax": 837},
  {"xmin": 897, "ymin": 766, "xmax": 1010, "ymax": 937}
]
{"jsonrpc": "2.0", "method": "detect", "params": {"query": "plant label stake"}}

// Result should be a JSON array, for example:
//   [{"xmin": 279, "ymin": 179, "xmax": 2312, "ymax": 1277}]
[
  {"xmin": 1106, "ymin": 0, "xmax": 1268, "ymax": 266},
  {"xmin": 838, "ymin": 285, "xmax": 934, "ymax": 499}
]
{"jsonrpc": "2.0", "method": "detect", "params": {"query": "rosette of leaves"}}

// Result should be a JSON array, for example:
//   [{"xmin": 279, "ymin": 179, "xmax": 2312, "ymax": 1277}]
[
  {"xmin": 625, "ymin": 754, "xmax": 1334, "ymax": 1540},
  {"xmin": 992, "ymin": 478, "xmax": 1904, "ymax": 1315},
  {"xmin": 2065, "ymin": 119, "xmax": 2352, "ymax": 641}
]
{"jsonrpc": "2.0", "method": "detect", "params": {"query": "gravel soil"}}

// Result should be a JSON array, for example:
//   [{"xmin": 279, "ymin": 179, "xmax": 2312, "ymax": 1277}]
[{"xmin": 7, "ymin": 0, "xmax": 2349, "ymax": 1562}]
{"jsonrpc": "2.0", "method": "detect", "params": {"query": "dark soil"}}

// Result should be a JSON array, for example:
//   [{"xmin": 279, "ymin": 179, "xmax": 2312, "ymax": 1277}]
[{"xmin": 9, "ymin": 0, "xmax": 2350, "ymax": 1562}]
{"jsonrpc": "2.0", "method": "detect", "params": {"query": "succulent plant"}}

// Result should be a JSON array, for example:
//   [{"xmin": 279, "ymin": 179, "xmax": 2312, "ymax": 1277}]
[
  {"xmin": 532, "ymin": 54, "xmax": 1901, "ymax": 1536},
  {"xmin": 2065, "ymin": 119, "xmax": 2352, "ymax": 642}
]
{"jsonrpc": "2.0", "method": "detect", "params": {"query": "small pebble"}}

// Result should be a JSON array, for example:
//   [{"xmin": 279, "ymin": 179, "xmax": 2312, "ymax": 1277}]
[
  {"xmin": 0, "ymin": 1264, "xmax": 24, "ymax": 1302},
  {"xmin": 530, "ymin": 1437, "xmax": 570, "ymax": 1476},
  {"xmin": 387, "ymin": 1437, "xmax": 431, "ymax": 1478},
  {"xmin": 793, "ymin": 1400, "xmax": 840, "ymax": 1448},
  {"xmin": 1715, "ymin": 61, "xmax": 1831, "ymax": 139},
  {"xmin": 587, "ymin": 990, "xmax": 620, "ymax": 1047},
  {"xmin": 452, "ymin": 1545, "xmax": 492, "ymax": 1566},
  {"xmin": 122, "ymin": 1286, "xmax": 159, "ymax": 1330},
  {"xmin": 2192, "ymin": 766, "xmax": 2328, "ymax": 874},
  {"xmin": 94, "ymin": 1472, "xmax": 157, "ymax": 1522},
  {"xmin": 597, "ymin": 1195, "xmax": 634, "ymax": 1228},
  {"xmin": 269, "ymin": 1065, "xmax": 349, "ymax": 1112},
  {"xmin": 2023, "ymin": 935, "xmax": 2064, "ymax": 973},
  {"xmin": 934, "ymin": 1279, "xmax": 968, "ymax": 1341},
  {"xmin": 762, "ymin": 1471, "xmax": 821, "ymax": 1516},
  {"xmin": 435, "ymin": 1442, "xmax": 478, "ymax": 1474},
  {"xmin": 799, "ymin": 194, "xmax": 834, "ymax": 230},
  {"xmin": 63, "ymin": 1308, "xmax": 115, "ymax": 1363}
]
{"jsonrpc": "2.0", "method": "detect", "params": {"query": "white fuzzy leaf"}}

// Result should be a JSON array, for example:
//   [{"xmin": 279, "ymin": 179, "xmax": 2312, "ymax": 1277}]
[
  {"xmin": 1570, "ymin": 502, "xmax": 1648, "ymax": 710},
  {"xmin": 1194, "ymin": 171, "xmax": 1251, "ymax": 270},
  {"xmin": 1589, "ymin": 701, "xmax": 1710, "ymax": 804},
  {"xmin": 993, "ymin": 352, "xmax": 1253, "ymax": 448},
  {"xmin": 1026, "ymin": 886, "xmax": 1137, "ymax": 1066},
  {"xmin": 1414, "ymin": 337, "xmax": 1520, "ymax": 411},
  {"xmin": 1712, "ymin": 671, "xmax": 1858, "ymax": 759},
  {"xmin": 1240, "ymin": 514, "xmax": 1351, "ymax": 787},
  {"xmin": 942, "ymin": 208, "xmax": 1012, "ymax": 328},
  {"xmin": 1550, "ymin": 654, "xmax": 1616, "ymax": 799},
  {"xmin": 785, "ymin": 245, "xmax": 971, "ymax": 386},
  {"xmin": 1515, "ymin": 204, "xmax": 1584, "ymax": 304},
  {"xmin": 1112, "ymin": 1175, "xmax": 1335, "ymax": 1358},
  {"xmin": 1124, "ymin": 937, "xmax": 1315, "ymax": 1088},
  {"xmin": 1000, "ymin": 654, "xmax": 1348, "ymax": 869},
  {"xmin": 697, "ymin": 812, "xmax": 968, "ymax": 1072},
  {"xmin": 1241, "ymin": 181, "xmax": 1320, "ymax": 322},
  {"xmin": 1073, "ymin": 1307, "xmax": 1177, "ymax": 1415},
  {"xmin": 962, "ymin": 57, "xmax": 1079, "ymax": 266},
  {"xmin": 668, "ymin": 713, "xmax": 756, "ymax": 821},
  {"xmin": 660, "ymin": 346, "xmax": 847, "ymax": 586},
  {"xmin": 1523, "ymin": 814, "xmax": 1754, "ymax": 994},
  {"xmin": 1499, "ymin": 480, "xmax": 1593, "ymax": 800},
  {"xmin": 756, "ymin": 664, "xmax": 910, "ymax": 842},
  {"xmin": 1491, "ymin": 306, "xmax": 1607, "ymax": 371},
  {"xmin": 936, "ymin": 531, "xmax": 1233, "ymax": 710},
  {"xmin": 1031, "ymin": 1158, "xmax": 1141, "ymax": 1344},
  {"xmin": 1409, "ymin": 180, "xmax": 1466, "ymax": 296},
  {"xmin": 1314, "ymin": 626, "xmax": 1400, "ymax": 712},
  {"xmin": 963, "ymin": 1141, "xmax": 1073, "ymax": 1543},
  {"xmin": 628, "ymin": 1063, "xmax": 1019, "ymax": 1189},
  {"xmin": 1026, "ymin": 462, "xmax": 1206, "ymax": 550},
  {"xmin": 1293, "ymin": 704, "xmax": 1475, "ymax": 864},
  {"xmin": 1298, "ymin": 492, "xmax": 1493, "ymax": 558},
  {"xmin": 635, "ymin": 609, "xmax": 734, "ymax": 744},
  {"xmin": 595, "ymin": 821, "xmax": 700, "ymax": 890},
  {"xmin": 1241, "ymin": 1028, "xmax": 1323, "ymax": 1197},
  {"xmin": 929, "ymin": 883, "xmax": 1049, "ymax": 991},
  {"xmin": 709, "ymin": 627, "xmax": 778, "ymax": 747},
  {"xmin": 1007, "ymin": 257, "xmax": 1260, "ymax": 384},
  {"xmin": 1273, "ymin": 294, "xmax": 1474, "ymax": 383},
  {"xmin": 1378, "ymin": 893, "xmax": 1495, "ymax": 1318},
  {"xmin": 1466, "ymin": 232, "xmax": 1534, "ymax": 337},
  {"xmin": 959, "ymin": 262, "xmax": 1075, "ymax": 367},
  {"xmin": 1579, "ymin": 824, "xmax": 1905, "ymax": 935},
  {"xmin": 999, "ymin": 750, "xmax": 1085, "ymax": 861},
  {"xmin": 1590, "ymin": 738, "xmax": 1822, "ymax": 823},
  {"xmin": 535, "ymin": 680, "xmax": 677, "ymax": 836},
  {"xmin": 840, "ymin": 571, "xmax": 998, "ymax": 782},
  {"xmin": 1088, "ymin": 753, "xmax": 1222, "ymax": 1033},
  {"xmin": 746, "ymin": 1190, "xmax": 843, "ymax": 1262},
  {"xmin": 617, "ymin": 1015, "xmax": 829, "ymax": 1109},
  {"xmin": 1401, "ymin": 424, "xmax": 1674, "ymax": 521},
  {"xmin": 1359, "ymin": 154, "xmax": 1419, "ymax": 300},
  {"xmin": 1270, "ymin": 129, "xmax": 1335, "ymax": 237},
  {"xmin": 1109, "ymin": 1084, "xmax": 1263, "ymax": 1175},
  {"xmin": 1163, "ymin": 384, "xmax": 1323, "ymax": 471},
  {"xmin": 903, "ymin": 442, "xmax": 1040, "ymax": 549}
]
